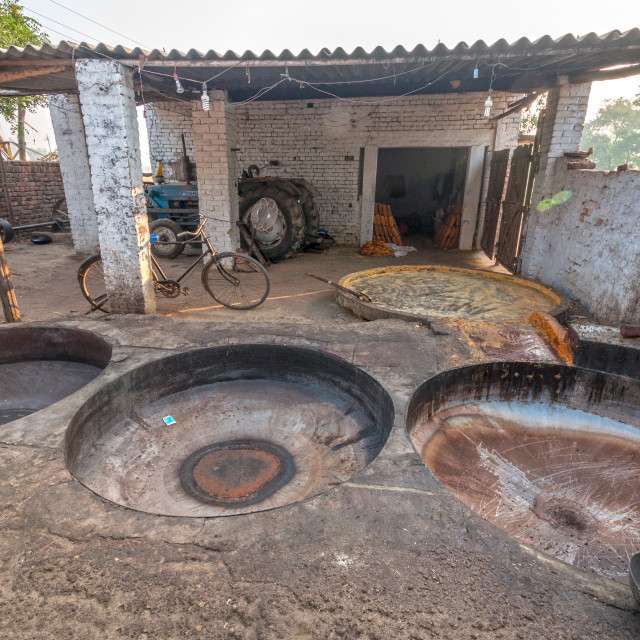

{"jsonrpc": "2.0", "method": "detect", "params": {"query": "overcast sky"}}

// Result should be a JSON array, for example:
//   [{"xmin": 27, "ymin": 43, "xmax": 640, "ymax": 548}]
[{"xmin": 4, "ymin": 0, "xmax": 640, "ymax": 163}]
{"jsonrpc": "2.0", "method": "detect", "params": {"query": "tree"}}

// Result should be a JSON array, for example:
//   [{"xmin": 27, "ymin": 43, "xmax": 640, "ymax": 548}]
[
  {"xmin": 0, "ymin": 1, "xmax": 48, "ymax": 161},
  {"xmin": 581, "ymin": 94, "xmax": 640, "ymax": 170},
  {"xmin": 520, "ymin": 93, "xmax": 547, "ymax": 134}
]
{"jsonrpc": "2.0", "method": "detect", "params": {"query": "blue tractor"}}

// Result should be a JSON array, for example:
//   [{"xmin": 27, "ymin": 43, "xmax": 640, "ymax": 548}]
[
  {"xmin": 146, "ymin": 180, "xmax": 201, "ymax": 259},
  {"xmin": 146, "ymin": 166, "xmax": 322, "ymax": 261}
]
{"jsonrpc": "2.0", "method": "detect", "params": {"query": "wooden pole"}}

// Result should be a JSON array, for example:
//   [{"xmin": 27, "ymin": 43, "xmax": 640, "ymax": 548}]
[
  {"xmin": 0, "ymin": 234, "xmax": 20, "ymax": 322},
  {"xmin": 0, "ymin": 150, "xmax": 14, "ymax": 225}
]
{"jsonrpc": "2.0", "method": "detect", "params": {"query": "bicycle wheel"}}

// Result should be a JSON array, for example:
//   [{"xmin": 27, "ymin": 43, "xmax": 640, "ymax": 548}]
[
  {"xmin": 201, "ymin": 252, "xmax": 270, "ymax": 310},
  {"xmin": 78, "ymin": 253, "xmax": 110, "ymax": 313}
]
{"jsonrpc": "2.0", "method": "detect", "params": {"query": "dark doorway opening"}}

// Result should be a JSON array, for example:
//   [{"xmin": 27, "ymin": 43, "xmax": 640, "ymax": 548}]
[{"xmin": 375, "ymin": 147, "xmax": 468, "ymax": 243}]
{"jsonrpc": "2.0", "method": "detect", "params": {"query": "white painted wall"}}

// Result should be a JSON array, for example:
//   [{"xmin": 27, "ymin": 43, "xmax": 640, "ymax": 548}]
[
  {"xmin": 49, "ymin": 93, "xmax": 99, "ymax": 253},
  {"xmin": 520, "ymin": 166, "xmax": 640, "ymax": 324},
  {"xmin": 76, "ymin": 59, "xmax": 156, "ymax": 314}
]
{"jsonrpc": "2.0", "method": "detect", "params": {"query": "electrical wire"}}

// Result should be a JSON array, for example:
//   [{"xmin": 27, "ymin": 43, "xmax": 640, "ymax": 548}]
[
  {"xmin": 48, "ymin": 0, "xmax": 151, "ymax": 50},
  {"xmin": 22, "ymin": 6, "xmax": 104, "ymax": 43},
  {"xmin": 284, "ymin": 67, "xmax": 457, "ymax": 105},
  {"xmin": 292, "ymin": 62, "xmax": 433, "ymax": 86}
]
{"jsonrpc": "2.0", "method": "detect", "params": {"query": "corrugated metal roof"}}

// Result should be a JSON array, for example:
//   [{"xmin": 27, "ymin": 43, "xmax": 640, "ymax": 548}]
[
  {"xmin": 2, "ymin": 29, "xmax": 640, "ymax": 61},
  {"xmin": 1, "ymin": 29, "xmax": 639, "ymax": 101}
]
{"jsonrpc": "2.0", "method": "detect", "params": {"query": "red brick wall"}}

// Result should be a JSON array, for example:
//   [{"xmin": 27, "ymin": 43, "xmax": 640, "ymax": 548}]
[{"xmin": 0, "ymin": 161, "xmax": 65, "ymax": 237}]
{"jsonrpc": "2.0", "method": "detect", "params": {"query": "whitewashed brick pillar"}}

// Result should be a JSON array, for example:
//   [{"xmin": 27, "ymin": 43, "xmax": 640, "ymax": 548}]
[
  {"xmin": 359, "ymin": 146, "xmax": 378, "ymax": 245},
  {"xmin": 192, "ymin": 91, "xmax": 238, "ymax": 252},
  {"xmin": 519, "ymin": 77, "xmax": 591, "ymax": 277},
  {"xmin": 75, "ymin": 59, "xmax": 155, "ymax": 314},
  {"xmin": 49, "ymin": 94, "xmax": 99, "ymax": 253}
]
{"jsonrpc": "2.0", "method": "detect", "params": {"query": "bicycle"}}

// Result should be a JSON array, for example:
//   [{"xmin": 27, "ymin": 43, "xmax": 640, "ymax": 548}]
[{"xmin": 77, "ymin": 216, "xmax": 270, "ymax": 312}]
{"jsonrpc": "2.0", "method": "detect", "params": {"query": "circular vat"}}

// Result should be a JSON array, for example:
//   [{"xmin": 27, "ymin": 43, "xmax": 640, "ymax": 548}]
[
  {"xmin": 338, "ymin": 266, "xmax": 567, "ymax": 323},
  {"xmin": 0, "ymin": 326, "xmax": 112, "ymax": 426},
  {"xmin": 65, "ymin": 344, "xmax": 394, "ymax": 517},
  {"xmin": 407, "ymin": 362, "xmax": 640, "ymax": 583}
]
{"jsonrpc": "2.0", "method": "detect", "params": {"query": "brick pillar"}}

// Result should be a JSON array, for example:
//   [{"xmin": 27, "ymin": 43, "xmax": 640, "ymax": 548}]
[
  {"xmin": 192, "ymin": 91, "xmax": 238, "ymax": 252},
  {"xmin": 519, "ymin": 77, "xmax": 591, "ymax": 277},
  {"xmin": 49, "ymin": 94, "xmax": 99, "ymax": 253},
  {"xmin": 75, "ymin": 59, "xmax": 155, "ymax": 314}
]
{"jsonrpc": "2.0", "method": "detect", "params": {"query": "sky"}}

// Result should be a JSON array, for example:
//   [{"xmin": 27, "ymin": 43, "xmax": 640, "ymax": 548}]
[{"xmin": 3, "ymin": 0, "xmax": 640, "ymax": 165}]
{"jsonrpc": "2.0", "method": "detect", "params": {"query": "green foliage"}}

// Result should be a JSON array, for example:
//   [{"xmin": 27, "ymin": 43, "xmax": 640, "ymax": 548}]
[
  {"xmin": 581, "ymin": 94, "xmax": 640, "ymax": 170},
  {"xmin": 520, "ymin": 93, "xmax": 547, "ymax": 134},
  {"xmin": 0, "ymin": 1, "xmax": 49, "ymax": 132}
]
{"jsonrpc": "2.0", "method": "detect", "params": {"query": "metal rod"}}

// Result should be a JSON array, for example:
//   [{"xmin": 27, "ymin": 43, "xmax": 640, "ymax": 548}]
[{"xmin": 305, "ymin": 272, "xmax": 372, "ymax": 303}]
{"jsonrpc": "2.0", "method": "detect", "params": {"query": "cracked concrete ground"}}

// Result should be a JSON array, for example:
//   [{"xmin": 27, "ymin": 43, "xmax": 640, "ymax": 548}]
[
  {"xmin": 0, "ymin": 315, "xmax": 638, "ymax": 639},
  {"xmin": 0, "ymin": 242, "xmax": 636, "ymax": 638}
]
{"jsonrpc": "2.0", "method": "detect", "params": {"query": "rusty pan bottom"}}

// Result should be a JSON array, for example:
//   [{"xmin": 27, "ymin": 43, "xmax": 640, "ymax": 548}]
[
  {"xmin": 66, "ymin": 345, "xmax": 394, "ymax": 518},
  {"xmin": 407, "ymin": 362, "xmax": 640, "ymax": 584}
]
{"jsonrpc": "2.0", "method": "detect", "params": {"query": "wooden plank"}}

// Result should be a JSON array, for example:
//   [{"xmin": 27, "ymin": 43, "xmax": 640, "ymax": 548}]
[
  {"xmin": 0, "ymin": 234, "xmax": 20, "ymax": 322},
  {"xmin": 480, "ymin": 149, "xmax": 510, "ymax": 259},
  {"xmin": 235, "ymin": 221, "xmax": 269, "ymax": 266}
]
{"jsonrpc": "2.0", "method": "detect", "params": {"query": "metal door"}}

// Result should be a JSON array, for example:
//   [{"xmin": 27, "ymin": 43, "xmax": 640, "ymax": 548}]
[{"xmin": 480, "ymin": 149, "xmax": 510, "ymax": 259}]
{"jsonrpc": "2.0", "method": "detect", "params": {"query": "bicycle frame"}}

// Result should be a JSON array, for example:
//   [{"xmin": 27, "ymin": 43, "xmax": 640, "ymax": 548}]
[{"xmin": 150, "ymin": 219, "xmax": 239, "ymax": 289}]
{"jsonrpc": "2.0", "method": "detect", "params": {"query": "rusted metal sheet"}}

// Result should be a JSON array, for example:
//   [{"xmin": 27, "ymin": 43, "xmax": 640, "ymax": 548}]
[
  {"xmin": 65, "ymin": 344, "xmax": 394, "ymax": 518},
  {"xmin": 480, "ymin": 149, "xmax": 510, "ymax": 259},
  {"xmin": 407, "ymin": 361, "xmax": 640, "ymax": 584},
  {"xmin": 180, "ymin": 439, "xmax": 295, "ymax": 507}
]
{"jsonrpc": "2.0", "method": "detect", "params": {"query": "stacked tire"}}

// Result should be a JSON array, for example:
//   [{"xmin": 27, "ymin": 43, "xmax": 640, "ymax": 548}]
[{"xmin": 238, "ymin": 178, "xmax": 320, "ymax": 262}]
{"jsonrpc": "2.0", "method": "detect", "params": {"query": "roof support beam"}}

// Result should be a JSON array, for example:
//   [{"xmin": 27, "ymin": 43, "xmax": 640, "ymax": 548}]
[
  {"xmin": 570, "ymin": 63, "xmax": 640, "ymax": 84},
  {"xmin": 0, "ymin": 65, "xmax": 67, "ymax": 83},
  {"xmin": 0, "ymin": 59, "xmax": 73, "ymax": 67}
]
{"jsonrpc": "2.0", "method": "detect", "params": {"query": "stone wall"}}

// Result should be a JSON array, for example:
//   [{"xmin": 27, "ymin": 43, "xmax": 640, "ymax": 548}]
[
  {"xmin": 0, "ymin": 161, "xmax": 65, "ymax": 236},
  {"xmin": 146, "ymin": 92, "xmax": 521, "ymax": 245},
  {"xmin": 519, "ymin": 165, "xmax": 640, "ymax": 324}
]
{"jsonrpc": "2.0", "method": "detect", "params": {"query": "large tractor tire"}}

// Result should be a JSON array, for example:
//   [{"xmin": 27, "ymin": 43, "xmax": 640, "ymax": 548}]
[
  {"xmin": 149, "ymin": 218, "xmax": 184, "ymax": 259},
  {"xmin": 301, "ymin": 199, "xmax": 320, "ymax": 238},
  {"xmin": 239, "ymin": 186, "xmax": 306, "ymax": 261}
]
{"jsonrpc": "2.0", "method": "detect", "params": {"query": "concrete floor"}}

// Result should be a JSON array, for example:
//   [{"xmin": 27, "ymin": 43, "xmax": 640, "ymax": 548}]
[
  {"xmin": 2, "ymin": 237, "xmax": 510, "ymax": 324},
  {"xmin": 0, "ymin": 241, "xmax": 636, "ymax": 639}
]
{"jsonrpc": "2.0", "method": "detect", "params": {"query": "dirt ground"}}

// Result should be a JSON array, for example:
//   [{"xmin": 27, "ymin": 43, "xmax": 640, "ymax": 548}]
[
  {"xmin": 0, "ymin": 238, "xmax": 634, "ymax": 639},
  {"xmin": 1, "ymin": 236, "xmax": 509, "ymax": 324}
]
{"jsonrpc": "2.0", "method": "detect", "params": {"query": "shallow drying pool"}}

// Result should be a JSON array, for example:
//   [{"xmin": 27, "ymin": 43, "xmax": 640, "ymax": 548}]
[
  {"xmin": 0, "ymin": 326, "xmax": 111, "ymax": 426},
  {"xmin": 339, "ymin": 266, "xmax": 565, "ymax": 323},
  {"xmin": 65, "ymin": 344, "xmax": 394, "ymax": 517},
  {"xmin": 407, "ymin": 362, "xmax": 640, "ymax": 583}
]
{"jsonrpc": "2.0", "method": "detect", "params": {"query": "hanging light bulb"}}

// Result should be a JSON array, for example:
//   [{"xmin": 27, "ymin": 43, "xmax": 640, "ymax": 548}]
[
  {"xmin": 174, "ymin": 71, "xmax": 184, "ymax": 94},
  {"xmin": 484, "ymin": 89, "xmax": 493, "ymax": 117},
  {"xmin": 201, "ymin": 82, "xmax": 210, "ymax": 111}
]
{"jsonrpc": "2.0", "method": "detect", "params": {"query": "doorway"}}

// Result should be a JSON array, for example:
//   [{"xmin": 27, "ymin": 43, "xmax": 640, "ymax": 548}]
[{"xmin": 374, "ymin": 147, "xmax": 469, "ymax": 245}]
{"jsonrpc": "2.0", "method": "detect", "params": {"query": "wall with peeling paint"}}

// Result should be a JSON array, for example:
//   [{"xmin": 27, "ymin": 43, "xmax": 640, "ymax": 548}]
[{"xmin": 519, "ymin": 166, "xmax": 640, "ymax": 324}]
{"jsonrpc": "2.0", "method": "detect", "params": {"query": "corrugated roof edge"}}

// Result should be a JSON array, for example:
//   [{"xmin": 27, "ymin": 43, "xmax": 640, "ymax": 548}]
[{"xmin": 1, "ymin": 29, "xmax": 640, "ymax": 61}]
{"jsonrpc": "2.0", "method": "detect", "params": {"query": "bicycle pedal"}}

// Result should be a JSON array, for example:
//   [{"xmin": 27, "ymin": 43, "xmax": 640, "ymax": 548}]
[{"xmin": 181, "ymin": 287, "xmax": 190, "ymax": 295}]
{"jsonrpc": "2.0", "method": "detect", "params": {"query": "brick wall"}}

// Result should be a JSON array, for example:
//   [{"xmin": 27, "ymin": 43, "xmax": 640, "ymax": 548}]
[
  {"xmin": 146, "ymin": 102, "xmax": 195, "ymax": 181},
  {"xmin": 146, "ymin": 91, "xmax": 522, "ymax": 245},
  {"xmin": 0, "ymin": 161, "xmax": 65, "ymax": 237},
  {"xmin": 191, "ymin": 91, "xmax": 239, "ymax": 252}
]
